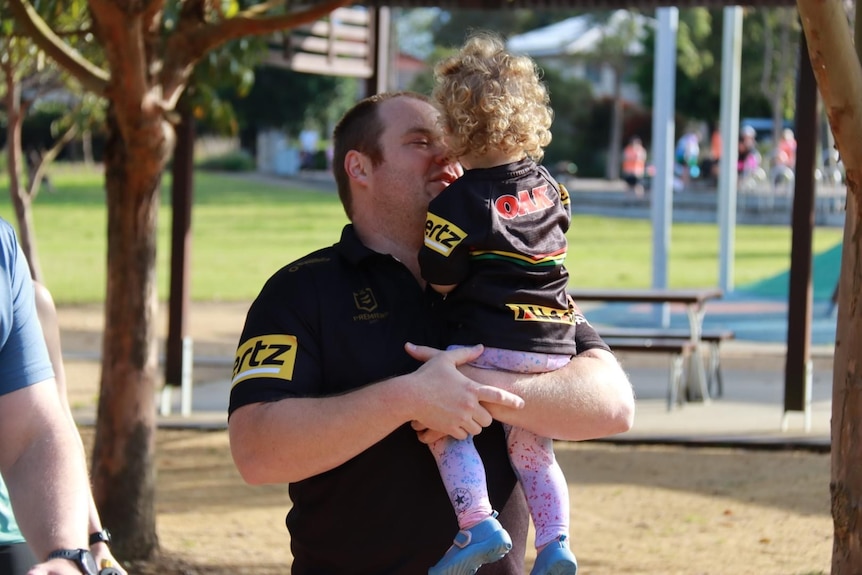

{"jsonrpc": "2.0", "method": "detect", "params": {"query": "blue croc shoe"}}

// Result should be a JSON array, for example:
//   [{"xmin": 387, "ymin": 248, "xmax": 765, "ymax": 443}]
[
  {"xmin": 429, "ymin": 513, "xmax": 512, "ymax": 575},
  {"xmin": 530, "ymin": 535, "xmax": 578, "ymax": 575}
]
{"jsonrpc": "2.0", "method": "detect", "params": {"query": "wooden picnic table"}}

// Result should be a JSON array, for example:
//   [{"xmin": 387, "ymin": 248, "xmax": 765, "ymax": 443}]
[{"xmin": 568, "ymin": 287, "xmax": 724, "ymax": 403}]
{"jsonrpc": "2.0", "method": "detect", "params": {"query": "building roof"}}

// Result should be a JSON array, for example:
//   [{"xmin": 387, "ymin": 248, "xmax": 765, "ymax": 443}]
[{"xmin": 507, "ymin": 10, "xmax": 654, "ymax": 57}]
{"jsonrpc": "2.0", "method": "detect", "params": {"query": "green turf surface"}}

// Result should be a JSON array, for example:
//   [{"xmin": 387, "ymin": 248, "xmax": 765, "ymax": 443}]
[{"xmin": 0, "ymin": 164, "xmax": 844, "ymax": 304}]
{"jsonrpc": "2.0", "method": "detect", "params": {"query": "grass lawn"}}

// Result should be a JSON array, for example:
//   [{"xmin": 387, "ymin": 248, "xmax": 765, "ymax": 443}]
[{"xmin": 0, "ymin": 163, "xmax": 845, "ymax": 304}]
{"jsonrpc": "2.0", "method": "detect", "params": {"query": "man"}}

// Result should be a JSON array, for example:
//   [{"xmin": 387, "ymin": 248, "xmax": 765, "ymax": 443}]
[
  {"xmin": 0, "ymin": 218, "xmax": 100, "ymax": 575},
  {"xmin": 0, "ymin": 282, "xmax": 126, "ymax": 575},
  {"xmin": 228, "ymin": 91, "xmax": 635, "ymax": 573}
]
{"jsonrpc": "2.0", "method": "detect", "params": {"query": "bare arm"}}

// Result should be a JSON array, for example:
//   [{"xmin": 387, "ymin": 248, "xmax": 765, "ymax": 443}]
[
  {"xmin": 408, "ymin": 345, "xmax": 634, "ymax": 442},
  {"xmin": 229, "ymin": 344, "xmax": 525, "ymax": 485},
  {"xmin": 0, "ymin": 381, "xmax": 90, "ymax": 560},
  {"xmin": 33, "ymin": 282, "xmax": 127, "ymax": 574}
]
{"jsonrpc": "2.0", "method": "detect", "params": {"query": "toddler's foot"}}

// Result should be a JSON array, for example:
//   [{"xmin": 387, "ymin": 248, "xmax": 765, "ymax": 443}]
[
  {"xmin": 428, "ymin": 513, "xmax": 512, "ymax": 575},
  {"xmin": 530, "ymin": 534, "xmax": 578, "ymax": 575}
]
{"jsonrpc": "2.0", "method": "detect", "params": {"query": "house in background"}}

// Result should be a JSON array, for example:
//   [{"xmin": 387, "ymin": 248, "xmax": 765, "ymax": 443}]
[
  {"xmin": 394, "ymin": 52, "xmax": 428, "ymax": 90},
  {"xmin": 506, "ymin": 9, "xmax": 653, "ymax": 105}
]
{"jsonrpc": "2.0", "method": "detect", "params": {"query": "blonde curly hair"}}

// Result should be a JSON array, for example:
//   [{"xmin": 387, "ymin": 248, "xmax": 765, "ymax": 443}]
[{"xmin": 432, "ymin": 32, "xmax": 553, "ymax": 162}]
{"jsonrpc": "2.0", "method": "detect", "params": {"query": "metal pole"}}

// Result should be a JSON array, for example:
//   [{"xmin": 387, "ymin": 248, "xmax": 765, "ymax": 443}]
[
  {"xmin": 650, "ymin": 8, "xmax": 678, "ymax": 326},
  {"xmin": 718, "ymin": 7, "xmax": 743, "ymax": 294}
]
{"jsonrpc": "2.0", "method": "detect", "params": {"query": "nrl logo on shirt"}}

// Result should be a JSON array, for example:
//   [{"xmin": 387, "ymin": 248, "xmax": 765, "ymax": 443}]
[
  {"xmin": 353, "ymin": 288, "xmax": 388, "ymax": 321},
  {"xmin": 505, "ymin": 303, "xmax": 576, "ymax": 324},
  {"xmin": 424, "ymin": 213, "xmax": 466, "ymax": 257}
]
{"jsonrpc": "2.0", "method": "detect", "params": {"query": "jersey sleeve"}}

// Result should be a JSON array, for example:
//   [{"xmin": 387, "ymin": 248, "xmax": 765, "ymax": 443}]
[
  {"xmin": 228, "ymin": 263, "xmax": 324, "ymax": 416},
  {"xmin": 0, "ymin": 222, "xmax": 54, "ymax": 396},
  {"xmin": 571, "ymin": 301, "xmax": 610, "ymax": 354},
  {"xmin": 419, "ymin": 182, "xmax": 484, "ymax": 287}
]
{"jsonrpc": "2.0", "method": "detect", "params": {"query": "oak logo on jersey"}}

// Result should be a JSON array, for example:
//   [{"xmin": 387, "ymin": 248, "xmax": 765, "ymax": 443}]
[
  {"xmin": 232, "ymin": 335, "xmax": 297, "ymax": 387},
  {"xmin": 424, "ymin": 213, "xmax": 466, "ymax": 257},
  {"xmin": 505, "ymin": 303, "xmax": 575, "ymax": 324},
  {"xmin": 494, "ymin": 184, "xmax": 555, "ymax": 220}
]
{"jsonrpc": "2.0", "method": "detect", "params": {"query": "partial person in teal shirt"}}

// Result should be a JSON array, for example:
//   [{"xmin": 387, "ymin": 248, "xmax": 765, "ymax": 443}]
[{"xmin": 0, "ymin": 218, "xmax": 126, "ymax": 575}]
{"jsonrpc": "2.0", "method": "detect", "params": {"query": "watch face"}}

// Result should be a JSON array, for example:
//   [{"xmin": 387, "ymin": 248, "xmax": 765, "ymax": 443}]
[{"xmin": 81, "ymin": 550, "xmax": 99, "ymax": 574}]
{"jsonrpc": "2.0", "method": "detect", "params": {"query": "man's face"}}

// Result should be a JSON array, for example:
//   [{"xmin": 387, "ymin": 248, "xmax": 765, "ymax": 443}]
[
  {"xmin": 360, "ymin": 97, "xmax": 461, "ymax": 244},
  {"xmin": 375, "ymin": 96, "xmax": 461, "ymax": 200}
]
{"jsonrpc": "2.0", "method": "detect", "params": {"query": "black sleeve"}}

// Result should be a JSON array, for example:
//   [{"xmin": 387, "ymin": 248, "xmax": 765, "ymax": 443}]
[{"xmin": 572, "ymin": 302, "xmax": 611, "ymax": 354}]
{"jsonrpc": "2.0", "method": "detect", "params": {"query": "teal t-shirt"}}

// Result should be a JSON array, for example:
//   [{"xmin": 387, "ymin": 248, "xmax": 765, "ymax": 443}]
[{"xmin": 0, "ymin": 477, "xmax": 24, "ymax": 545}]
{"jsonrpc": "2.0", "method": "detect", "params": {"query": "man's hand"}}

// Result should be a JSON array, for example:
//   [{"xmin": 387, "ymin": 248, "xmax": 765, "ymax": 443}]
[
  {"xmin": 27, "ymin": 558, "xmax": 87, "ymax": 575},
  {"xmin": 403, "ymin": 342, "xmax": 524, "ymax": 443},
  {"xmin": 91, "ymin": 544, "xmax": 126, "ymax": 575}
]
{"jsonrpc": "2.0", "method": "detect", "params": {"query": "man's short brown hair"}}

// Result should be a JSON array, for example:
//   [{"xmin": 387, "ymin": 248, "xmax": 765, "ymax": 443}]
[{"xmin": 332, "ymin": 91, "xmax": 432, "ymax": 219}]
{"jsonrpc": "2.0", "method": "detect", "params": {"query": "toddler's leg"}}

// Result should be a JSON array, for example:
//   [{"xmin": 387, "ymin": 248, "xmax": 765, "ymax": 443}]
[
  {"xmin": 504, "ymin": 425, "xmax": 569, "ymax": 547},
  {"xmin": 428, "ymin": 435, "xmax": 493, "ymax": 528},
  {"xmin": 428, "ymin": 436, "xmax": 512, "ymax": 575},
  {"xmin": 505, "ymin": 425, "xmax": 577, "ymax": 574}
]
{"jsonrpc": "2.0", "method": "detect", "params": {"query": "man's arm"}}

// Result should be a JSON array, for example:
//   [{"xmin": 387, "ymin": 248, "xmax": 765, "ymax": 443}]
[
  {"xmin": 0, "ymin": 380, "xmax": 90, "ymax": 561},
  {"xmin": 408, "ymin": 345, "xmax": 635, "ymax": 442},
  {"xmin": 229, "ymin": 344, "xmax": 525, "ymax": 485},
  {"xmin": 33, "ymin": 282, "xmax": 127, "ymax": 575}
]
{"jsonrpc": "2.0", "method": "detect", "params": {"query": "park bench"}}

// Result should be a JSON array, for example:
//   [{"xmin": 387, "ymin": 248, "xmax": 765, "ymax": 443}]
[
  {"xmin": 569, "ymin": 287, "xmax": 724, "ymax": 404},
  {"xmin": 599, "ymin": 328, "xmax": 735, "ymax": 399},
  {"xmin": 601, "ymin": 336, "xmax": 697, "ymax": 410}
]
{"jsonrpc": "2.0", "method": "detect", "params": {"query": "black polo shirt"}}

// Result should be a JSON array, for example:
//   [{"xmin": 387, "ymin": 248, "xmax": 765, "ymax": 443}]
[
  {"xmin": 419, "ymin": 159, "xmax": 577, "ymax": 356},
  {"xmin": 229, "ymin": 224, "xmax": 608, "ymax": 574}
]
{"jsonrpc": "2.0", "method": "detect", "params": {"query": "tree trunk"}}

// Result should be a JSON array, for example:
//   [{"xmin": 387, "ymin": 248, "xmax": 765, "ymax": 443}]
[
  {"xmin": 832, "ymin": 187, "xmax": 862, "ymax": 571},
  {"xmin": 795, "ymin": 1, "xmax": 862, "ymax": 571},
  {"xmin": 2, "ymin": 59, "xmax": 43, "ymax": 282},
  {"xmin": 89, "ymin": 104, "xmax": 172, "ymax": 560}
]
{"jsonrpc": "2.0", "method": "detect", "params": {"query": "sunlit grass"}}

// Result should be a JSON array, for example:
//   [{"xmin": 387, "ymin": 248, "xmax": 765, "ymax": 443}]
[{"xmin": 0, "ymin": 163, "xmax": 844, "ymax": 304}]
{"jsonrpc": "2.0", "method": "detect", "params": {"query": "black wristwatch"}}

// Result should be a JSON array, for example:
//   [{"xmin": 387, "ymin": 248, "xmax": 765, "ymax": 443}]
[
  {"xmin": 89, "ymin": 528, "xmax": 112, "ymax": 546},
  {"xmin": 46, "ymin": 548, "xmax": 98, "ymax": 575}
]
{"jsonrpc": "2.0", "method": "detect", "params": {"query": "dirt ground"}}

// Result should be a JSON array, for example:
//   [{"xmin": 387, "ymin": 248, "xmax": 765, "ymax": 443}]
[{"xmin": 60, "ymin": 302, "xmax": 833, "ymax": 575}]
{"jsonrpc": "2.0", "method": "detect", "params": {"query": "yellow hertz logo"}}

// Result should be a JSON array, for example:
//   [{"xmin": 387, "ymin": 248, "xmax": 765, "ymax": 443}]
[
  {"xmin": 232, "ymin": 335, "xmax": 298, "ymax": 387},
  {"xmin": 505, "ymin": 304, "xmax": 575, "ymax": 324},
  {"xmin": 424, "ymin": 213, "xmax": 466, "ymax": 257}
]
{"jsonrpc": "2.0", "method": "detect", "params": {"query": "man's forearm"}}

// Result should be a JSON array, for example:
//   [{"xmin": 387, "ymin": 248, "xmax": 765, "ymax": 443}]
[
  {"xmin": 0, "ymin": 382, "xmax": 91, "ymax": 559},
  {"xmin": 230, "ymin": 344, "xmax": 527, "ymax": 485},
  {"xmin": 6, "ymin": 428, "xmax": 90, "ymax": 558},
  {"xmin": 229, "ymin": 377, "xmax": 418, "ymax": 485},
  {"xmin": 471, "ymin": 349, "xmax": 635, "ymax": 441}
]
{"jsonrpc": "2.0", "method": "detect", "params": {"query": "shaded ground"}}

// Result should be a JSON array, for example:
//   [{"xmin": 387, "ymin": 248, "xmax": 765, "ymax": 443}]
[{"xmin": 63, "ymin": 302, "xmax": 832, "ymax": 574}]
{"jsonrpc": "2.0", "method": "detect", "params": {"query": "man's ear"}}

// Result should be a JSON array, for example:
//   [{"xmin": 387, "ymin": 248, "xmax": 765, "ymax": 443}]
[{"xmin": 345, "ymin": 150, "xmax": 370, "ymax": 184}]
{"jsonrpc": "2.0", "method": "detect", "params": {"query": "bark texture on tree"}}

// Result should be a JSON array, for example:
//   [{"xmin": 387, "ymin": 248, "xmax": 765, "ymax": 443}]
[
  {"xmin": 89, "ymin": 104, "xmax": 173, "ymax": 560},
  {"xmin": 796, "ymin": 2, "xmax": 862, "ymax": 572}
]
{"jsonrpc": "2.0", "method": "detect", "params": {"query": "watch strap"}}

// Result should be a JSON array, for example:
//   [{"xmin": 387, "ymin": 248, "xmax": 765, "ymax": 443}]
[
  {"xmin": 89, "ymin": 528, "xmax": 112, "ymax": 546},
  {"xmin": 46, "ymin": 548, "xmax": 98, "ymax": 575}
]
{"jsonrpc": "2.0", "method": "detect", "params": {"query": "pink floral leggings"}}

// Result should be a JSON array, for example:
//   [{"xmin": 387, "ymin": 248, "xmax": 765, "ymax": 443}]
[{"xmin": 429, "ymin": 346, "xmax": 572, "ymax": 549}]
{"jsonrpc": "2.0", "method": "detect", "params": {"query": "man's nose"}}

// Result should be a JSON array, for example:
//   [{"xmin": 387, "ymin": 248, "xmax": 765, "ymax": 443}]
[{"xmin": 432, "ymin": 143, "xmax": 454, "ymax": 166}]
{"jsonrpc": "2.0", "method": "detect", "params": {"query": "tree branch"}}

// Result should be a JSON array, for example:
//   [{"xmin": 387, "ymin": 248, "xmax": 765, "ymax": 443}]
[
  {"xmin": 28, "ymin": 124, "xmax": 78, "ymax": 202},
  {"xmin": 796, "ymin": 0, "xmax": 862, "ymax": 194},
  {"xmin": 159, "ymin": 0, "xmax": 355, "ymax": 108},
  {"xmin": 6, "ymin": 0, "xmax": 109, "ymax": 95}
]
